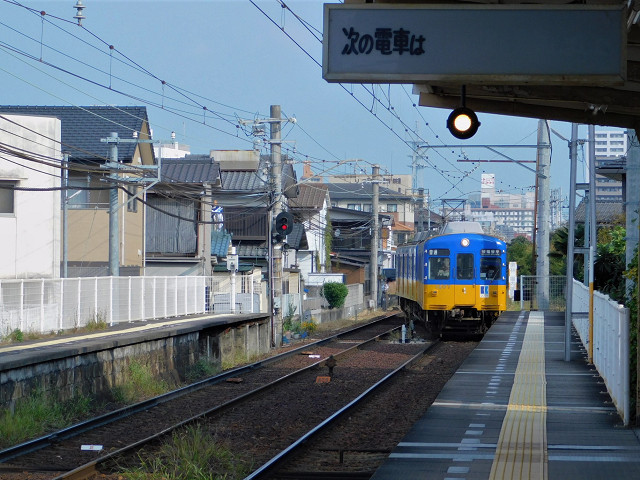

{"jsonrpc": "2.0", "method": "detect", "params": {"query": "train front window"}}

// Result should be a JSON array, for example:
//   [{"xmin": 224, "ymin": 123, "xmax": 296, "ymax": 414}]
[
  {"xmin": 429, "ymin": 257, "xmax": 450, "ymax": 280},
  {"xmin": 481, "ymin": 257, "xmax": 501, "ymax": 280},
  {"xmin": 456, "ymin": 253, "xmax": 474, "ymax": 280}
]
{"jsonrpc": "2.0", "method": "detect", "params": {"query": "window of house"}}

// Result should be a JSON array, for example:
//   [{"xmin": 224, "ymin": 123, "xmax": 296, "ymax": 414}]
[
  {"xmin": 127, "ymin": 187, "xmax": 138, "ymax": 213},
  {"xmin": 0, "ymin": 180, "xmax": 16, "ymax": 214},
  {"xmin": 67, "ymin": 174, "xmax": 110, "ymax": 209},
  {"xmin": 362, "ymin": 203, "xmax": 372, "ymax": 212},
  {"xmin": 387, "ymin": 204, "xmax": 398, "ymax": 212}
]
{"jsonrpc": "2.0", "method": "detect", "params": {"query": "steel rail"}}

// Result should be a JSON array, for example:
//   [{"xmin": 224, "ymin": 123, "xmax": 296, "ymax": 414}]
[
  {"xmin": 0, "ymin": 312, "xmax": 400, "ymax": 465},
  {"xmin": 244, "ymin": 339, "xmax": 440, "ymax": 480},
  {"xmin": 38, "ymin": 314, "xmax": 404, "ymax": 480}
]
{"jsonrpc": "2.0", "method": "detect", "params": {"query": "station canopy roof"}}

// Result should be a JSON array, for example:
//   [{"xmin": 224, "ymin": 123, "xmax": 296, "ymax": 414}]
[{"xmin": 339, "ymin": 0, "xmax": 640, "ymax": 131}]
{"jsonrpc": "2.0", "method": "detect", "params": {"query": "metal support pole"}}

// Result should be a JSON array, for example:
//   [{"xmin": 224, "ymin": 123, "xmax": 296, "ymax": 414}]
[
  {"xmin": 588, "ymin": 124, "xmax": 597, "ymax": 363},
  {"xmin": 565, "ymin": 123, "xmax": 578, "ymax": 361},
  {"xmin": 231, "ymin": 247, "xmax": 237, "ymax": 314}
]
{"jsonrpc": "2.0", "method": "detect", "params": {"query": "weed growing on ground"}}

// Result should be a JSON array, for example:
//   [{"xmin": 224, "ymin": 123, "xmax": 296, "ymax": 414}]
[
  {"xmin": 111, "ymin": 359, "xmax": 170, "ymax": 404},
  {"xmin": 0, "ymin": 390, "xmax": 92, "ymax": 449},
  {"xmin": 186, "ymin": 358, "xmax": 220, "ymax": 383},
  {"xmin": 122, "ymin": 425, "xmax": 252, "ymax": 480}
]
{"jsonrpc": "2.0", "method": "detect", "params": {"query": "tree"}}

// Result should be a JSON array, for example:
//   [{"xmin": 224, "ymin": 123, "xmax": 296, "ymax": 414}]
[
  {"xmin": 324, "ymin": 216, "xmax": 333, "ymax": 272},
  {"xmin": 549, "ymin": 225, "xmax": 585, "ymax": 279},
  {"xmin": 323, "ymin": 282, "xmax": 348, "ymax": 309},
  {"xmin": 594, "ymin": 225, "xmax": 627, "ymax": 302},
  {"xmin": 507, "ymin": 236, "xmax": 533, "ymax": 276}
]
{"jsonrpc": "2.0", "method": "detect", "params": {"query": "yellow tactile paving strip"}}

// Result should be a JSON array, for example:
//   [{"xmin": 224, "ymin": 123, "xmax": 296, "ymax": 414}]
[{"xmin": 490, "ymin": 311, "xmax": 548, "ymax": 480}]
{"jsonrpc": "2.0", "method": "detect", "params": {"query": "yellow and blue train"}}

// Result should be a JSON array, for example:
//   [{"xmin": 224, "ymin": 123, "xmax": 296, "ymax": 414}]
[{"xmin": 396, "ymin": 222, "xmax": 507, "ymax": 337}]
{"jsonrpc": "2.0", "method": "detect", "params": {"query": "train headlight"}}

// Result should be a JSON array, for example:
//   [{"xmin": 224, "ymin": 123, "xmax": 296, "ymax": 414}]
[{"xmin": 460, "ymin": 238, "xmax": 470, "ymax": 247}]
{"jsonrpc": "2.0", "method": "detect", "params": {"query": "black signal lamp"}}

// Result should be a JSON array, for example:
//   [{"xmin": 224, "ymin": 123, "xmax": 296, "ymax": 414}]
[
  {"xmin": 446, "ymin": 86, "xmax": 480, "ymax": 140},
  {"xmin": 275, "ymin": 211, "xmax": 294, "ymax": 236}
]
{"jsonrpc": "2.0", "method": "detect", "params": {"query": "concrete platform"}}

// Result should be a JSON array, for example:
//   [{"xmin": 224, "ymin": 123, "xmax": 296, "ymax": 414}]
[
  {"xmin": 0, "ymin": 312, "xmax": 267, "ymax": 371},
  {"xmin": 0, "ymin": 312, "xmax": 270, "ymax": 410},
  {"xmin": 371, "ymin": 310, "xmax": 640, "ymax": 480}
]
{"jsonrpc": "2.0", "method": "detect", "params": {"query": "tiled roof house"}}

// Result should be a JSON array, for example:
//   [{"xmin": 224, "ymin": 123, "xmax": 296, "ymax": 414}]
[{"xmin": 0, "ymin": 105, "xmax": 155, "ymax": 276}]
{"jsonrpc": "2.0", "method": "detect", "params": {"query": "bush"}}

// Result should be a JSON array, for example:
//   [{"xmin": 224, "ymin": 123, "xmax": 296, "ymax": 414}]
[{"xmin": 323, "ymin": 282, "xmax": 349, "ymax": 309}]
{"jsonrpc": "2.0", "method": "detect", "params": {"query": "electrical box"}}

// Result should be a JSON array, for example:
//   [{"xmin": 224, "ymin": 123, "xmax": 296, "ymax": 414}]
[{"xmin": 227, "ymin": 254, "xmax": 238, "ymax": 272}]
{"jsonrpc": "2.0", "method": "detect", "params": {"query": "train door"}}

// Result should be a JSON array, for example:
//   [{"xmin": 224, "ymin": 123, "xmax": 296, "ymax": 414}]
[
  {"xmin": 416, "ymin": 243, "xmax": 425, "ymax": 307},
  {"xmin": 454, "ymin": 252, "xmax": 475, "ymax": 306},
  {"xmin": 479, "ymin": 254, "xmax": 504, "ymax": 309}
]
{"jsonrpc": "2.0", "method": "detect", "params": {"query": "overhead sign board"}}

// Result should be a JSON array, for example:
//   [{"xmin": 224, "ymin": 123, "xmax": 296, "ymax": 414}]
[{"xmin": 323, "ymin": 4, "xmax": 625, "ymax": 85}]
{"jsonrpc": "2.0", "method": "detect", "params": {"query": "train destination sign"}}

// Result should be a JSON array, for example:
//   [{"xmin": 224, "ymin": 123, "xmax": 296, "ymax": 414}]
[{"xmin": 323, "ymin": 4, "xmax": 626, "ymax": 85}]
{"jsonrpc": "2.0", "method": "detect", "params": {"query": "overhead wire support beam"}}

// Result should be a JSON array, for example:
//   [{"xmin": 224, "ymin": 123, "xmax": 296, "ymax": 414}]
[{"xmin": 419, "ymin": 143, "xmax": 547, "ymax": 176}]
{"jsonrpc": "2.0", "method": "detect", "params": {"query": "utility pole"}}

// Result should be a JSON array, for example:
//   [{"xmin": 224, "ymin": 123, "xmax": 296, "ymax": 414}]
[
  {"xmin": 535, "ymin": 120, "xmax": 551, "ymax": 310},
  {"xmin": 417, "ymin": 188, "xmax": 425, "ymax": 233},
  {"xmin": 101, "ymin": 132, "xmax": 161, "ymax": 277},
  {"xmin": 62, "ymin": 154, "xmax": 69, "ymax": 278},
  {"xmin": 107, "ymin": 132, "xmax": 120, "ymax": 277},
  {"xmin": 238, "ymin": 106, "xmax": 295, "ymax": 347},
  {"xmin": 271, "ymin": 105, "xmax": 284, "ymax": 345},
  {"xmin": 371, "ymin": 165, "xmax": 380, "ymax": 309}
]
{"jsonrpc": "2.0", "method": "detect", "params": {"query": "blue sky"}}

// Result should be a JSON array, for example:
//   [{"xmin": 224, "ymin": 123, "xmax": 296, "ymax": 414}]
[{"xmin": 0, "ymin": 1, "xmax": 613, "ymax": 208}]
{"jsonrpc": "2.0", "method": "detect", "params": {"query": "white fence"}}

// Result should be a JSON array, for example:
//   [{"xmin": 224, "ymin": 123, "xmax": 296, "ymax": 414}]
[
  {"xmin": 519, "ymin": 275, "xmax": 567, "ymax": 311},
  {"xmin": 572, "ymin": 279, "xmax": 630, "ymax": 425},
  {"xmin": 283, "ymin": 283, "xmax": 365, "ymax": 320},
  {"xmin": 210, "ymin": 272, "xmax": 263, "ymax": 314},
  {"xmin": 0, "ymin": 273, "xmax": 263, "ymax": 336}
]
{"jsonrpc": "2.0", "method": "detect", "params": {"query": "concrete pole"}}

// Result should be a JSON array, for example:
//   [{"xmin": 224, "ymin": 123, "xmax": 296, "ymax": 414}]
[
  {"xmin": 108, "ymin": 132, "xmax": 119, "ymax": 277},
  {"xmin": 270, "ymin": 105, "xmax": 283, "ymax": 345},
  {"xmin": 535, "ymin": 120, "xmax": 551, "ymax": 309},
  {"xmin": 565, "ymin": 123, "xmax": 578, "ymax": 362},
  {"xmin": 418, "ymin": 188, "xmax": 425, "ymax": 233},
  {"xmin": 588, "ymin": 124, "xmax": 597, "ymax": 363},
  {"xmin": 628, "ymin": 129, "xmax": 640, "ymax": 425},
  {"xmin": 230, "ymin": 246, "xmax": 237, "ymax": 314},
  {"xmin": 199, "ymin": 185, "xmax": 212, "ymax": 276},
  {"xmin": 626, "ymin": 130, "xmax": 640, "ymax": 296},
  {"xmin": 62, "ymin": 154, "xmax": 69, "ymax": 278},
  {"xmin": 271, "ymin": 105, "xmax": 283, "ymax": 217},
  {"xmin": 371, "ymin": 165, "xmax": 380, "ymax": 308}
]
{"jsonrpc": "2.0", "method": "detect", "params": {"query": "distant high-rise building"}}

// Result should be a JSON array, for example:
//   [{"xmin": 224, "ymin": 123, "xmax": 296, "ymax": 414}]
[
  {"xmin": 465, "ymin": 182, "xmax": 536, "ymax": 241},
  {"xmin": 593, "ymin": 129, "xmax": 626, "ymax": 203}
]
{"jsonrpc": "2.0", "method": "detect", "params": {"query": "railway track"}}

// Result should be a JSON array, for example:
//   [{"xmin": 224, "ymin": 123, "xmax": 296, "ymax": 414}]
[{"xmin": 0, "ymin": 313, "xmax": 430, "ymax": 479}]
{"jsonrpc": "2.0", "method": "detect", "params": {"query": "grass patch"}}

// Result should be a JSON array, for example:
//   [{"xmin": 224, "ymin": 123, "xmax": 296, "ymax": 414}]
[
  {"xmin": 2, "ymin": 328, "xmax": 24, "ymax": 343},
  {"xmin": 221, "ymin": 350, "xmax": 253, "ymax": 371},
  {"xmin": 186, "ymin": 358, "xmax": 220, "ymax": 383},
  {"xmin": 121, "ymin": 424, "xmax": 252, "ymax": 480},
  {"xmin": 85, "ymin": 317, "xmax": 108, "ymax": 331},
  {"xmin": 111, "ymin": 359, "xmax": 171, "ymax": 404},
  {"xmin": 0, "ymin": 390, "xmax": 92, "ymax": 449}
]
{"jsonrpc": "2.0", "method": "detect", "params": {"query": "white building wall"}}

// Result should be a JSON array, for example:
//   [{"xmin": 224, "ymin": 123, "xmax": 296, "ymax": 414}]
[
  {"xmin": 0, "ymin": 115, "xmax": 61, "ymax": 278},
  {"xmin": 153, "ymin": 141, "xmax": 190, "ymax": 159},
  {"xmin": 595, "ymin": 129, "xmax": 627, "ymax": 157}
]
